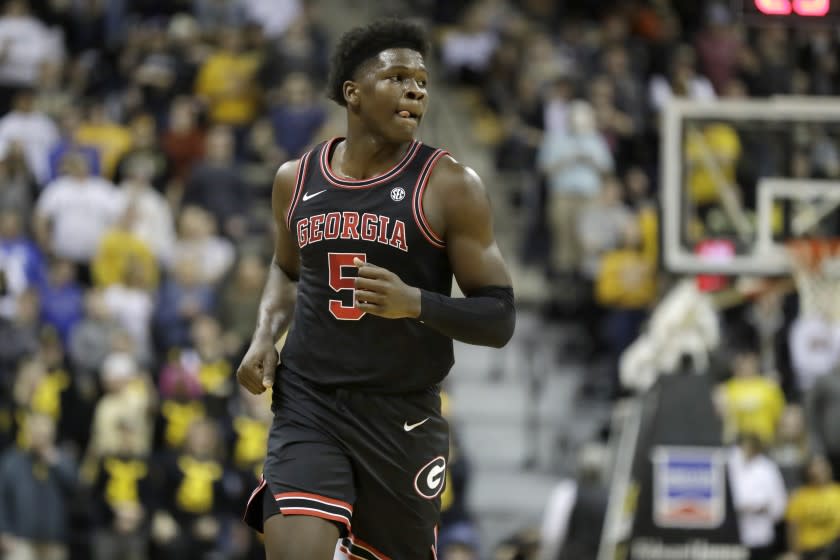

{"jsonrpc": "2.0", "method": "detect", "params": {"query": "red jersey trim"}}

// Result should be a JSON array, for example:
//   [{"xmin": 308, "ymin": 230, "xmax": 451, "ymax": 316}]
[
  {"xmin": 411, "ymin": 149, "xmax": 448, "ymax": 249},
  {"xmin": 278, "ymin": 507, "xmax": 352, "ymax": 532},
  {"xmin": 349, "ymin": 535, "xmax": 392, "ymax": 560},
  {"xmin": 285, "ymin": 150, "xmax": 313, "ymax": 230},
  {"xmin": 274, "ymin": 491, "xmax": 353, "ymax": 514},
  {"xmin": 242, "ymin": 476, "xmax": 267, "ymax": 522},
  {"xmin": 319, "ymin": 137, "xmax": 421, "ymax": 189}
]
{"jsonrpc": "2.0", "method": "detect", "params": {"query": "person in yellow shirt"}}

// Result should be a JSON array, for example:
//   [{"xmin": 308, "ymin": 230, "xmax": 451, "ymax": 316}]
[
  {"xmin": 786, "ymin": 456, "xmax": 840, "ymax": 559},
  {"xmin": 596, "ymin": 221, "xmax": 658, "ymax": 398},
  {"xmin": 75, "ymin": 101, "xmax": 133, "ymax": 180},
  {"xmin": 596, "ymin": 221, "xmax": 657, "ymax": 311},
  {"xmin": 685, "ymin": 122, "xmax": 741, "ymax": 207},
  {"xmin": 718, "ymin": 348, "xmax": 785, "ymax": 445},
  {"xmin": 92, "ymin": 205, "xmax": 159, "ymax": 290},
  {"xmin": 194, "ymin": 27, "xmax": 261, "ymax": 127}
]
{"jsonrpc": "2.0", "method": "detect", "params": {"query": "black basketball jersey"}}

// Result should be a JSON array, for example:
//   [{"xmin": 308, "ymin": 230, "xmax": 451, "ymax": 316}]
[{"xmin": 280, "ymin": 138, "xmax": 454, "ymax": 393}]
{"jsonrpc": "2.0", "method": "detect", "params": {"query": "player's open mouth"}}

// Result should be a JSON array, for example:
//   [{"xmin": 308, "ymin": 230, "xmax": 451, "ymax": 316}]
[{"xmin": 397, "ymin": 110, "xmax": 420, "ymax": 122}]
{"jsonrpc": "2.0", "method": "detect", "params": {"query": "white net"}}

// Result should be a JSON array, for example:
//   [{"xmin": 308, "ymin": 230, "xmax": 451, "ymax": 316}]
[{"xmin": 785, "ymin": 239, "xmax": 840, "ymax": 321}]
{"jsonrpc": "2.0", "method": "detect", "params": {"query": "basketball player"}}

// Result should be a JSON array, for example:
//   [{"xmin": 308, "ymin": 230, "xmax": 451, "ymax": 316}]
[{"xmin": 238, "ymin": 19, "xmax": 515, "ymax": 560}]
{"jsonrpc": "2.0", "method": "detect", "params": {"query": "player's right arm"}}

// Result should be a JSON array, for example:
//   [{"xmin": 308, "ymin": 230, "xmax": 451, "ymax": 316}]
[{"xmin": 236, "ymin": 160, "xmax": 301, "ymax": 395}]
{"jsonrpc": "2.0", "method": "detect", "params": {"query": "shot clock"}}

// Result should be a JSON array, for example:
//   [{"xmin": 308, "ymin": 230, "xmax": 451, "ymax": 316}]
[{"xmin": 734, "ymin": 0, "xmax": 840, "ymax": 22}]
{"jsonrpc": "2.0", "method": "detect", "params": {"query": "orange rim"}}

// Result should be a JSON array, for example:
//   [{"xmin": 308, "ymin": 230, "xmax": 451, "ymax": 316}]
[{"xmin": 785, "ymin": 238, "xmax": 840, "ymax": 272}]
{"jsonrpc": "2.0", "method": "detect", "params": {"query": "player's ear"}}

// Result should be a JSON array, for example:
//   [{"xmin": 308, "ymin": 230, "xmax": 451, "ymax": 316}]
[{"xmin": 344, "ymin": 80, "xmax": 360, "ymax": 107}]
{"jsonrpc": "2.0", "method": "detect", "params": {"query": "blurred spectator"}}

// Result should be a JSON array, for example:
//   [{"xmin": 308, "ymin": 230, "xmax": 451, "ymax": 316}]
[
  {"xmin": 193, "ymin": 0, "xmax": 247, "ymax": 32},
  {"xmin": 123, "ymin": 29, "xmax": 180, "ymax": 124},
  {"xmin": 806, "ymin": 366, "xmax": 840, "ymax": 481},
  {"xmin": 718, "ymin": 348, "xmax": 786, "ymax": 446},
  {"xmin": 241, "ymin": 117, "xmax": 284, "ymax": 205},
  {"xmin": 596, "ymin": 220, "xmax": 657, "ymax": 395},
  {"xmin": 259, "ymin": 8, "xmax": 329, "ymax": 87},
  {"xmin": 440, "ymin": 1, "xmax": 500, "ymax": 86},
  {"xmin": 101, "ymin": 258, "xmax": 156, "ymax": 365},
  {"xmin": 553, "ymin": 444, "xmax": 609, "ymax": 560},
  {"xmin": 538, "ymin": 100, "xmax": 613, "ymax": 274},
  {"xmin": 771, "ymin": 406, "xmax": 810, "ymax": 490},
  {"xmin": 0, "ymin": 411, "xmax": 78, "ymax": 560},
  {"xmin": 218, "ymin": 253, "xmax": 266, "ymax": 355},
  {"xmin": 0, "ymin": 0, "xmax": 64, "ymax": 113},
  {"xmin": 85, "ymin": 353, "xmax": 153, "ymax": 471},
  {"xmin": 161, "ymin": 96, "xmax": 205, "ymax": 195},
  {"xmin": 89, "ymin": 418, "xmax": 152, "ymax": 560},
  {"xmin": 151, "ymin": 418, "xmax": 226, "ymax": 560},
  {"xmin": 172, "ymin": 206, "xmax": 235, "ymax": 285},
  {"xmin": 182, "ymin": 126, "xmax": 249, "ymax": 240},
  {"xmin": 68, "ymin": 289, "xmax": 119, "ymax": 382},
  {"xmin": 789, "ymin": 314, "xmax": 840, "ymax": 395},
  {"xmin": 154, "ymin": 258, "xmax": 216, "ymax": 352},
  {"xmin": 694, "ymin": 3, "xmax": 741, "ymax": 95},
  {"xmin": 0, "ymin": 89, "xmax": 60, "ymax": 185},
  {"xmin": 542, "ymin": 76, "xmax": 574, "ymax": 136},
  {"xmin": 114, "ymin": 114, "xmax": 171, "ymax": 193},
  {"xmin": 240, "ymin": 0, "xmax": 301, "ymax": 38},
  {"xmin": 33, "ymin": 151, "xmax": 124, "ymax": 276},
  {"xmin": 588, "ymin": 75, "xmax": 635, "ymax": 168},
  {"xmin": 684, "ymin": 122, "xmax": 742, "ymax": 215},
  {"xmin": 785, "ymin": 455, "xmax": 840, "ymax": 559},
  {"xmin": 269, "ymin": 72, "xmax": 326, "ymax": 160},
  {"xmin": 577, "ymin": 175, "xmax": 633, "ymax": 281},
  {"xmin": 194, "ymin": 26, "xmax": 261, "ymax": 129},
  {"xmin": 32, "ymin": 60, "xmax": 74, "ymax": 120},
  {"xmin": 75, "ymin": 99, "xmax": 133, "ymax": 180},
  {"xmin": 119, "ymin": 163, "xmax": 177, "ymax": 266},
  {"xmin": 47, "ymin": 106, "xmax": 101, "ymax": 183},
  {"xmin": 189, "ymin": 314, "xmax": 234, "ymax": 415},
  {"xmin": 93, "ymin": 204, "xmax": 159, "ymax": 289},
  {"xmin": 738, "ymin": 25, "xmax": 792, "ymax": 97},
  {"xmin": 0, "ymin": 141, "xmax": 38, "ymax": 220},
  {"xmin": 728, "ymin": 433, "xmax": 787, "ymax": 559},
  {"xmin": 155, "ymin": 350, "xmax": 205, "ymax": 451},
  {"xmin": 600, "ymin": 44, "xmax": 645, "ymax": 138},
  {"xmin": 649, "ymin": 45, "xmax": 716, "ymax": 113},
  {"xmin": 0, "ymin": 290, "xmax": 39, "ymax": 385},
  {"xmin": 0, "ymin": 209, "xmax": 45, "ymax": 318},
  {"xmin": 39, "ymin": 259, "xmax": 84, "ymax": 347}
]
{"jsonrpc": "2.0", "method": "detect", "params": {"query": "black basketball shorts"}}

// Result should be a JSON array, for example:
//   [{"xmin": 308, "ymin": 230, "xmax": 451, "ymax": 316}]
[{"xmin": 243, "ymin": 365, "xmax": 449, "ymax": 559}]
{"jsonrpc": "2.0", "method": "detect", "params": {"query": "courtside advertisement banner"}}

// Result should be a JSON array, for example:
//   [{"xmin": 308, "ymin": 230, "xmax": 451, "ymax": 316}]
[{"xmin": 652, "ymin": 447, "xmax": 725, "ymax": 529}]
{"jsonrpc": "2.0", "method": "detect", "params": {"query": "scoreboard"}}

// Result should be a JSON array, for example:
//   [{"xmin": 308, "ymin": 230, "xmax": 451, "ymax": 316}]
[{"xmin": 734, "ymin": 0, "xmax": 840, "ymax": 22}]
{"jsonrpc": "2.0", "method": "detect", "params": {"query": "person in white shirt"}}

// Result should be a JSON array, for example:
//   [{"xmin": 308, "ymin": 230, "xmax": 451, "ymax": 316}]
[
  {"xmin": 728, "ymin": 433, "xmax": 787, "ymax": 560},
  {"xmin": 0, "ymin": 0, "xmax": 63, "ymax": 106},
  {"xmin": 0, "ymin": 89, "xmax": 59, "ymax": 185},
  {"xmin": 34, "ymin": 152, "xmax": 124, "ymax": 276},
  {"xmin": 119, "ymin": 161, "xmax": 176, "ymax": 267},
  {"xmin": 171, "ymin": 205, "xmax": 234, "ymax": 286}
]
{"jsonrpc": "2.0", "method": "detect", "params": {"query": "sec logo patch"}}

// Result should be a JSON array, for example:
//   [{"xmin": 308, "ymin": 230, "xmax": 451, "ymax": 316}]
[
  {"xmin": 414, "ymin": 456, "xmax": 446, "ymax": 499},
  {"xmin": 390, "ymin": 187, "xmax": 406, "ymax": 202}
]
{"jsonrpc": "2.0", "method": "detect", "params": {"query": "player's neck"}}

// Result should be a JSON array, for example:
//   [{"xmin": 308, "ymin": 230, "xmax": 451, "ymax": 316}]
[{"xmin": 334, "ymin": 127, "xmax": 413, "ymax": 181}]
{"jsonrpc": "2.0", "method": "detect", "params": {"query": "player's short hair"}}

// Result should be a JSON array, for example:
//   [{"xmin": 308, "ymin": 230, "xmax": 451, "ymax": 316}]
[{"xmin": 327, "ymin": 18, "xmax": 429, "ymax": 106}]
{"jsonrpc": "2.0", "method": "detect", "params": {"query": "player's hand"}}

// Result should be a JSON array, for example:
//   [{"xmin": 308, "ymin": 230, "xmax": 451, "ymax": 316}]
[
  {"xmin": 354, "ymin": 258, "xmax": 421, "ymax": 319},
  {"xmin": 236, "ymin": 336, "xmax": 278, "ymax": 394}
]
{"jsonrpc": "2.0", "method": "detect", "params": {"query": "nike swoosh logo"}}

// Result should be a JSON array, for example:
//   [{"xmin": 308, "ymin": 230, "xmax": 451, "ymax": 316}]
[
  {"xmin": 302, "ymin": 189, "xmax": 327, "ymax": 202},
  {"xmin": 403, "ymin": 418, "xmax": 430, "ymax": 432}
]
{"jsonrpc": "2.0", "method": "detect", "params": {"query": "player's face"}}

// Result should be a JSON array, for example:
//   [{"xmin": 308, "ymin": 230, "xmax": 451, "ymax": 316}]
[{"xmin": 356, "ymin": 48, "xmax": 429, "ymax": 143}]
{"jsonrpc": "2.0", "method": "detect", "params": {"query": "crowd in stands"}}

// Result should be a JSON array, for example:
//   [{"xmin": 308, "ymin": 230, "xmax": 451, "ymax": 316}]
[
  {"xmin": 0, "ymin": 0, "xmax": 335, "ymax": 558},
  {"xmin": 404, "ymin": 0, "xmax": 840, "ymax": 558},
  {"xmin": 2, "ymin": 0, "xmax": 840, "ymax": 559}
]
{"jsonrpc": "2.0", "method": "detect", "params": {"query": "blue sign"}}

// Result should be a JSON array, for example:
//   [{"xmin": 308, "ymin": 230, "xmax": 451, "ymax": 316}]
[{"xmin": 652, "ymin": 447, "xmax": 726, "ymax": 529}]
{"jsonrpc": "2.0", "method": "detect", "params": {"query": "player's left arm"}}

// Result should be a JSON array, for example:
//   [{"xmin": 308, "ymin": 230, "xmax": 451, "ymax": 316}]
[{"xmin": 354, "ymin": 157, "xmax": 515, "ymax": 348}]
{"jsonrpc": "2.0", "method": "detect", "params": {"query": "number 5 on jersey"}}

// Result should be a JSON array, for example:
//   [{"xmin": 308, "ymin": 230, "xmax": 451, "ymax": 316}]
[{"xmin": 328, "ymin": 252, "xmax": 367, "ymax": 320}]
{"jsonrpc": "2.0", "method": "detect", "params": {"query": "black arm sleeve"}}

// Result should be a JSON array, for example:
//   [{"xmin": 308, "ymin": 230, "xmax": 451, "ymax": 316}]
[{"xmin": 417, "ymin": 285, "xmax": 515, "ymax": 348}]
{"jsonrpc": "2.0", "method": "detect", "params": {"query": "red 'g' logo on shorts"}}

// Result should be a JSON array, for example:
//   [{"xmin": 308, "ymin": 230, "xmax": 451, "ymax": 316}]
[{"xmin": 414, "ymin": 456, "xmax": 446, "ymax": 499}]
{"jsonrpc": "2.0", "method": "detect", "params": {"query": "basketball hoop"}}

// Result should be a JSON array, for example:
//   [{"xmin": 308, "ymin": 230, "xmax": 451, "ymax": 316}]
[{"xmin": 785, "ymin": 238, "xmax": 840, "ymax": 321}]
